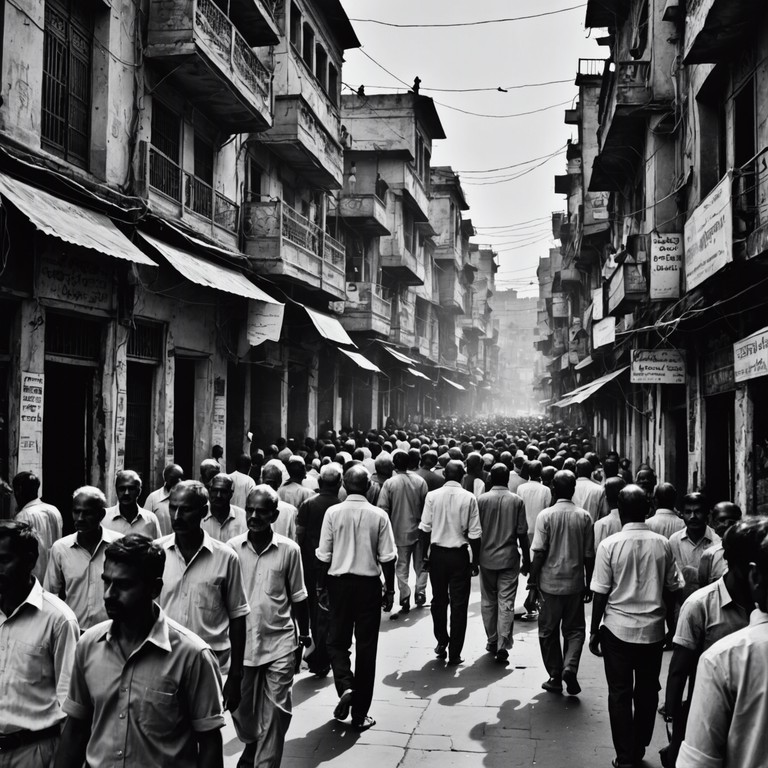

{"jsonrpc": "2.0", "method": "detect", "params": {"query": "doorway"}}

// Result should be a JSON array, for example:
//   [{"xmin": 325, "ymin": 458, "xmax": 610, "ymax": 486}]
[
  {"xmin": 704, "ymin": 392, "xmax": 735, "ymax": 503},
  {"xmin": 173, "ymin": 357, "xmax": 196, "ymax": 479},
  {"xmin": 43, "ymin": 361, "xmax": 94, "ymax": 533},
  {"xmin": 287, "ymin": 366, "xmax": 309, "ymax": 441},
  {"xmin": 125, "ymin": 362, "xmax": 154, "ymax": 500}
]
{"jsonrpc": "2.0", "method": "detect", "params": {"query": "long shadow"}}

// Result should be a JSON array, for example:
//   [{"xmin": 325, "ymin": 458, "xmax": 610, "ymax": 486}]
[
  {"xmin": 378, "ymin": 604, "xmax": 433, "ymax": 633},
  {"xmin": 291, "ymin": 669, "xmax": 335, "ymax": 708},
  {"xmin": 282, "ymin": 718, "xmax": 362, "ymax": 768},
  {"xmin": 382, "ymin": 654, "xmax": 514, "ymax": 707}
]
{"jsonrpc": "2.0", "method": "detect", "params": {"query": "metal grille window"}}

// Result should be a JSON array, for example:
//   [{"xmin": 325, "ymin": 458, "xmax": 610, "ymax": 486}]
[
  {"xmin": 42, "ymin": 0, "xmax": 93, "ymax": 167},
  {"xmin": 127, "ymin": 321, "xmax": 164, "ymax": 363},
  {"xmin": 45, "ymin": 313, "xmax": 102, "ymax": 361},
  {"xmin": 149, "ymin": 101, "xmax": 182, "ymax": 202}
]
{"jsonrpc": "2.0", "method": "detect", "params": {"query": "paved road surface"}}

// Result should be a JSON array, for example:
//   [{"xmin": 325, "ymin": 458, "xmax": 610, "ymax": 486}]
[{"xmin": 222, "ymin": 582, "xmax": 669, "ymax": 767}]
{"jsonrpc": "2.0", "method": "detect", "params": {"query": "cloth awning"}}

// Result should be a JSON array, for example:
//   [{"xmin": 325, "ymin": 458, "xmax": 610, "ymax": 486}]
[
  {"xmin": 407, "ymin": 367, "xmax": 431, "ymax": 381},
  {"xmin": 140, "ymin": 233, "xmax": 281, "ymax": 304},
  {"xmin": 539, "ymin": 398, "xmax": 553, "ymax": 405},
  {"xmin": 441, "ymin": 376, "xmax": 466, "ymax": 391},
  {"xmin": 379, "ymin": 344, "xmax": 418, "ymax": 365},
  {"xmin": 574, "ymin": 355, "xmax": 593, "ymax": 371},
  {"xmin": 554, "ymin": 366, "xmax": 629, "ymax": 408},
  {"xmin": 0, "ymin": 171, "xmax": 155, "ymax": 265},
  {"xmin": 339, "ymin": 349, "xmax": 381, "ymax": 373},
  {"xmin": 305, "ymin": 307, "xmax": 356, "ymax": 348}
]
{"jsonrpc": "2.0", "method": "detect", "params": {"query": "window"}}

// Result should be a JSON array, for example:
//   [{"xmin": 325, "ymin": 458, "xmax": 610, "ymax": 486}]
[
  {"xmin": 289, "ymin": 2, "xmax": 301, "ymax": 48},
  {"xmin": 315, "ymin": 45, "xmax": 328, "ymax": 90},
  {"xmin": 247, "ymin": 157, "xmax": 263, "ymax": 202},
  {"xmin": 302, "ymin": 23, "xmax": 314, "ymax": 69},
  {"xmin": 150, "ymin": 100, "xmax": 181, "ymax": 201},
  {"xmin": 403, "ymin": 208, "xmax": 414, "ymax": 254},
  {"xmin": 328, "ymin": 64, "xmax": 339, "ymax": 106},
  {"xmin": 42, "ymin": 0, "xmax": 94, "ymax": 167},
  {"xmin": 734, "ymin": 77, "xmax": 757, "ymax": 219},
  {"xmin": 188, "ymin": 135, "xmax": 214, "ymax": 218},
  {"xmin": 416, "ymin": 135, "xmax": 424, "ymax": 179}
]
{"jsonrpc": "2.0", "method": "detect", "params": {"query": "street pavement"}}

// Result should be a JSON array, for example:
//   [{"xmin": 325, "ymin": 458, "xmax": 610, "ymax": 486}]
[{"xmin": 222, "ymin": 582, "xmax": 670, "ymax": 767}]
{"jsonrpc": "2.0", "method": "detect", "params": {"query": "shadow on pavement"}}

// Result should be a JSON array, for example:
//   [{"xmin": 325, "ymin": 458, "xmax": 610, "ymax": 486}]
[
  {"xmin": 379, "ymin": 604, "xmax": 433, "ymax": 633},
  {"xmin": 292, "ymin": 669, "xmax": 336, "ymax": 708},
  {"xmin": 285, "ymin": 718, "xmax": 362, "ymax": 768},
  {"xmin": 381, "ymin": 654, "xmax": 514, "ymax": 706}
]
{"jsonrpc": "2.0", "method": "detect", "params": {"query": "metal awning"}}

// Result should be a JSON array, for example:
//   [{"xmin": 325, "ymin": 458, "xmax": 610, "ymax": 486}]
[
  {"xmin": 339, "ymin": 349, "xmax": 381, "ymax": 373},
  {"xmin": 441, "ymin": 376, "xmax": 466, "ymax": 391},
  {"xmin": 305, "ymin": 307, "xmax": 356, "ymax": 347},
  {"xmin": 539, "ymin": 398, "xmax": 553, "ymax": 405},
  {"xmin": 554, "ymin": 366, "xmax": 629, "ymax": 408},
  {"xmin": 140, "ymin": 233, "xmax": 281, "ymax": 304},
  {"xmin": 0, "ymin": 171, "xmax": 155, "ymax": 265},
  {"xmin": 407, "ymin": 367, "xmax": 431, "ymax": 381},
  {"xmin": 575, "ymin": 355, "xmax": 593, "ymax": 371},
  {"xmin": 379, "ymin": 344, "xmax": 418, "ymax": 365}
]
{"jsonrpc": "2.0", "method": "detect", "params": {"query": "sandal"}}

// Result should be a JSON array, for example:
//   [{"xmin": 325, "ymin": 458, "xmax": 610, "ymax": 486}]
[{"xmin": 352, "ymin": 715, "xmax": 376, "ymax": 731}]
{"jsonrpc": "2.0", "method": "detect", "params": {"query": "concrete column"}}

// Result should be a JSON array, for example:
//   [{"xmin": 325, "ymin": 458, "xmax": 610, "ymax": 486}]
[
  {"xmin": 734, "ymin": 385, "xmax": 753, "ymax": 512},
  {"xmin": 307, "ymin": 352, "xmax": 319, "ymax": 438},
  {"xmin": 280, "ymin": 361, "xmax": 289, "ymax": 438},
  {"xmin": 332, "ymin": 360, "xmax": 341, "ymax": 433},
  {"xmin": 193, "ymin": 357, "xmax": 215, "ymax": 473},
  {"xmin": 371, "ymin": 375, "xmax": 380, "ymax": 429}
]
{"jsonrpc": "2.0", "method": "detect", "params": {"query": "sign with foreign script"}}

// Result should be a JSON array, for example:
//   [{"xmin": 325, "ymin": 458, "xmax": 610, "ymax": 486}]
[
  {"xmin": 734, "ymin": 326, "xmax": 768, "ymax": 383},
  {"xmin": 631, "ymin": 349, "xmax": 686, "ymax": 385},
  {"xmin": 684, "ymin": 173, "xmax": 733, "ymax": 290},
  {"xmin": 246, "ymin": 300, "xmax": 284, "ymax": 347},
  {"xmin": 592, "ymin": 287, "xmax": 604, "ymax": 321},
  {"xmin": 19, "ymin": 372, "xmax": 44, "ymax": 477},
  {"xmin": 37, "ymin": 250, "xmax": 113, "ymax": 310},
  {"xmin": 650, "ymin": 233, "xmax": 683, "ymax": 300},
  {"xmin": 592, "ymin": 317, "xmax": 616, "ymax": 349}
]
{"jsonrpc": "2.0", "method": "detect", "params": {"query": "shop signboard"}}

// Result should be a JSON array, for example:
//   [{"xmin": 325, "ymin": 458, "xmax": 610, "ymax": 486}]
[
  {"xmin": 631, "ymin": 349, "xmax": 686, "ymax": 385},
  {"xmin": 650, "ymin": 233, "xmax": 683, "ymax": 300},
  {"xmin": 593, "ymin": 317, "xmax": 616, "ymax": 349},
  {"xmin": 734, "ymin": 326, "xmax": 768, "ymax": 383}
]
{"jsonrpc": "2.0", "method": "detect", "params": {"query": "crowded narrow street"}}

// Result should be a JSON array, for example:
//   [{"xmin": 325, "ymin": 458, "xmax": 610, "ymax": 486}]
[{"xmin": 222, "ymin": 584, "xmax": 668, "ymax": 768}]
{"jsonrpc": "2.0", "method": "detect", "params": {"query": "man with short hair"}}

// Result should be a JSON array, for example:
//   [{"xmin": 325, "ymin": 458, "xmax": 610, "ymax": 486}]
[
  {"xmin": 669, "ymin": 493, "xmax": 721, "ymax": 600},
  {"xmin": 367, "ymin": 453, "xmax": 393, "ymax": 506},
  {"xmin": 378, "ymin": 450, "xmax": 428, "ymax": 615},
  {"xmin": 316, "ymin": 465, "xmax": 397, "ymax": 731},
  {"xmin": 156, "ymin": 480, "xmax": 249, "ymax": 706},
  {"xmin": 262, "ymin": 464, "xmax": 298, "ymax": 541},
  {"xmin": 477, "ymin": 463, "xmax": 529, "ymax": 662},
  {"xmin": 56, "ymin": 534, "xmax": 225, "ymax": 768},
  {"xmin": 419, "ymin": 460, "xmax": 482, "ymax": 666},
  {"xmin": 572, "ymin": 458, "xmax": 608, "ymax": 522},
  {"xmin": 589, "ymin": 485, "xmax": 680, "ymax": 768},
  {"xmin": 229, "ymin": 454, "xmax": 257, "ymax": 510},
  {"xmin": 664, "ymin": 517, "xmax": 762, "ymax": 767},
  {"xmin": 13, "ymin": 471, "xmax": 64, "ymax": 584},
  {"xmin": 635, "ymin": 467, "xmax": 657, "ymax": 504},
  {"xmin": 145, "ymin": 463, "xmax": 183, "ymax": 536},
  {"xmin": 200, "ymin": 458, "xmax": 221, "ymax": 490},
  {"xmin": 0, "ymin": 520, "xmax": 79, "ymax": 766},
  {"xmin": 229, "ymin": 485, "xmax": 310, "ymax": 768},
  {"xmin": 508, "ymin": 455, "xmax": 526, "ymax": 493},
  {"xmin": 517, "ymin": 460, "xmax": 552, "ymax": 540},
  {"xmin": 594, "ymin": 477, "xmax": 626, "ymax": 549},
  {"xmin": 202, "ymin": 473, "xmax": 248, "ymax": 543},
  {"xmin": 698, "ymin": 501, "xmax": 742, "ymax": 586},
  {"xmin": 45, "ymin": 487, "xmax": 122, "ymax": 630},
  {"xmin": 416, "ymin": 450, "xmax": 446, "ymax": 492},
  {"xmin": 297, "ymin": 463, "xmax": 343, "ymax": 677},
  {"xmin": 279, "ymin": 457, "xmax": 315, "ymax": 510},
  {"xmin": 646, "ymin": 483, "xmax": 684, "ymax": 539},
  {"xmin": 102, "ymin": 470, "xmax": 160, "ymax": 539},
  {"xmin": 530, "ymin": 470, "xmax": 594, "ymax": 696}
]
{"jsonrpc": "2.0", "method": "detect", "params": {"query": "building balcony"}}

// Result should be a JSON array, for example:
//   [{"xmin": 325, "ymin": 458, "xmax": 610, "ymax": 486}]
[
  {"xmin": 438, "ymin": 270, "xmax": 465, "ymax": 314},
  {"xmin": 146, "ymin": 0, "xmax": 272, "ymax": 134},
  {"xmin": 460, "ymin": 308, "xmax": 486, "ymax": 337},
  {"xmin": 242, "ymin": 199, "xmax": 346, "ymax": 300},
  {"xmin": 229, "ymin": 0, "xmax": 281, "ymax": 46},
  {"xmin": 683, "ymin": 0, "xmax": 756, "ymax": 64},
  {"xmin": 433, "ymin": 238, "xmax": 463, "ymax": 270},
  {"xmin": 328, "ymin": 193, "xmax": 390, "ymax": 236},
  {"xmin": 394, "ymin": 164, "xmax": 430, "ymax": 222},
  {"xmin": 137, "ymin": 141, "xmax": 239, "ymax": 246},
  {"xmin": 339, "ymin": 282, "xmax": 392, "ymax": 337},
  {"xmin": 380, "ymin": 232, "xmax": 426, "ymax": 286},
  {"xmin": 416, "ymin": 335, "xmax": 440, "ymax": 362}
]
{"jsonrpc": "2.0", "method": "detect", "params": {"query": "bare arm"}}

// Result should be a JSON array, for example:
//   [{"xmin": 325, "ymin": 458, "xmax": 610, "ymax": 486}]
[
  {"xmin": 54, "ymin": 717, "xmax": 91, "ymax": 768},
  {"xmin": 518, "ymin": 533, "xmax": 531, "ymax": 575},
  {"xmin": 529, "ymin": 550, "xmax": 546, "ymax": 585},
  {"xmin": 589, "ymin": 592, "xmax": 609, "ymax": 656},
  {"xmin": 223, "ymin": 616, "xmax": 246, "ymax": 712},
  {"xmin": 665, "ymin": 646, "xmax": 698, "ymax": 721}
]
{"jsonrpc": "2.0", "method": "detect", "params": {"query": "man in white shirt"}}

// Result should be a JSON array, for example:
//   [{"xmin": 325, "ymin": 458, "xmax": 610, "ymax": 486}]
[
  {"xmin": 420, "ymin": 460, "xmax": 482, "ymax": 666},
  {"xmin": 316, "ymin": 465, "xmax": 396, "ymax": 731},
  {"xmin": 678, "ymin": 517, "xmax": 768, "ymax": 768},
  {"xmin": 102, "ymin": 470, "xmax": 161, "ymax": 540},
  {"xmin": 144, "ymin": 463, "xmax": 183, "ymax": 536},
  {"xmin": 517, "ymin": 460, "xmax": 552, "ymax": 539},
  {"xmin": 589, "ymin": 484, "xmax": 680, "ymax": 768},
  {"xmin": 572, "ymin": 459, "xmax": 608, "ymax": 522},
  {"xmin": 201, "ymin": 474, "xmax": 247, "ymax": 543},
  {"xmin": 698, "ymin": 501, "xmax": 742, "ymax": 586},
  {"xmin": 229, "ymin": 454, "xmax": 257, "ymax": 510},
  {"xmin": 646, "ymin": 483, "xmax": 684, "ymax": 539},
  {"xmin": 594, "ymin": 477, "xmax": 626, "ymax": 550},
  {"xmin": 669, "ymin": 493, "xmax": 721, "ymax": 600},
  {"xmin": 279, "ymin": 458, "xmax": 315, "ymax": 510},
  {"xmin": 262, "ymin": 465, "xmax": 298, "ymax": 541}
]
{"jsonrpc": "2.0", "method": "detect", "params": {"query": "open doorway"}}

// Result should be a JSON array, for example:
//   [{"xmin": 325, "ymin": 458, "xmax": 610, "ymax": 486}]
[
  {"xmin": 125, "ymin": 362, "xmax": 154, "ymax": 501},
  {"xmin": 704, "ymin": 391, "xmax": 735, "ymax": 503},
  {"xmin": 173, "ymin": 357, "xmax": 196, "ymax": 480}
]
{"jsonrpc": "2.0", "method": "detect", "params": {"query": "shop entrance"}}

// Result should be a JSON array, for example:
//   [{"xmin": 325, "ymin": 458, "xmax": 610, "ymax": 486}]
[
  {"xmin": 704, "ymin": 391, "xmax": 735, "ymax": 503},
  {"xmin": 173, "ymin": 357, "xmax": 196, "ymax": 479},
  {"xmin": 125, "ymin": 362, "xmax": 154, "ymax": 500}
]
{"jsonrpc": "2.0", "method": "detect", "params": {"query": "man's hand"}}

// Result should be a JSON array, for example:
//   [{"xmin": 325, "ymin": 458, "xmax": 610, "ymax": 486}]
[
  {"xmin": 471, "ymin": 565, "xmax": 480, "ymax": 577},
  {"xmin": 223, "ymin": 672, "xmax": 243, "ymax": 712},
  {"xmin": 588, "ymin": 632, "xmax": 602, "ymax": 657},
  {"xmin": 520, "ymin": 561, "xmax": 530, "ymax": 577},
  {"xmin": 316, "ymin": 587, "xmax": 329, "ymax": 612},
  {"xmin": 582, "ymin": 588, "xmax": 593, "ymax": 604},
  {"xmin": 298, "ymin": 634, "xmax": 312, "ymax": 648},
  {"xmin": 421, "ymin": 558, "xmax": 429, "ymax": 573},
  {"xmin": 382, "ymin": 589, "xmax": 395, "ymax": 612}
]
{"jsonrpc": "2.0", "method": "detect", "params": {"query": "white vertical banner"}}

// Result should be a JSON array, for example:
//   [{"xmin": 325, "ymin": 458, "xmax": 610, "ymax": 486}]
[{"xmin": 19, "ymin": 372, "xmax": 45, "ymax": 477}]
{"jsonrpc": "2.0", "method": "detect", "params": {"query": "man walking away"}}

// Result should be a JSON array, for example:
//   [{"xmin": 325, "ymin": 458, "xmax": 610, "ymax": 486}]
[
  {"xmin": 229, "ymin": 454, "xmax": 257, "ymax": 510},
  {"xmin": 419, "ymin": 460, "xmax": 482, "ymax": 666},
  {"xmin": 378, "ymin": 450, "xmax": 428, "ymax": 616},
  {"xmin": 316, "ymin": 465, "xmax": 397, "ymax": 731},
  {"xmin": 572, "ymin": 458, "xmax": 608, "ymax": 522},
  {"xmin": 594, "ymin": 477, "xmax": 626, "ymax": 549},
  {"xmin": 646, "ymin": 483, "xmax": 684, "ymax": 539},
  {"xmin": 530, "ymin": 470, "xmax": 594, "ymax": 696},
  {"xmin": 477, "ymin": 463, "xmax": 530, "ymax": 662},
  {"xmin": 145, "ymin": 463, "xmax": 183, "ymax": 536},
  {"xmin": 589, "ymin": 484, "xmax": 680, "ymax": 768}
]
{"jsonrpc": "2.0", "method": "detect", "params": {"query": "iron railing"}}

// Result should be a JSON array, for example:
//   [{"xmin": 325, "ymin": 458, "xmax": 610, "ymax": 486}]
[{"xmin": 149, "ymin": 146, "xmax": 182, "ymax": 202}]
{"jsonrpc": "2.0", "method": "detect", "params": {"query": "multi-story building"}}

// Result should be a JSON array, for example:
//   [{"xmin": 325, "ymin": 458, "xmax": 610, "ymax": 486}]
[{"xmin": 541, "ymin": 0, "xmax": 768, "ymax": 510}]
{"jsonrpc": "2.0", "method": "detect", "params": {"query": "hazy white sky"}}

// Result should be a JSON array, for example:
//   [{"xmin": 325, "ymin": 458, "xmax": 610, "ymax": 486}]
[{"xmin": 339, "ymin": 1, "xmax": 603, "ymax": 296}]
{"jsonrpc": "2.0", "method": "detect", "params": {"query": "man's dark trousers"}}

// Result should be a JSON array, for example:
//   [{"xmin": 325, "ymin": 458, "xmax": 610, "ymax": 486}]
[
  {"xmin": 600, "ymin": 626, "xmax": 664, "ymax": 766},
  {"xmin": 326, "ymin": 574, "xmax": 381, "ymax": 721},
  {"xmin": 429, "ymin": 545, "xmax": 471, "ymax": 659}
]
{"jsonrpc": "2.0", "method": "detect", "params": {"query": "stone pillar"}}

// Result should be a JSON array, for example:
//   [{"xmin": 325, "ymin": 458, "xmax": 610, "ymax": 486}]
[{"xmin": 734, "ymin": 385, "xmax": 753, "ymax": 512}]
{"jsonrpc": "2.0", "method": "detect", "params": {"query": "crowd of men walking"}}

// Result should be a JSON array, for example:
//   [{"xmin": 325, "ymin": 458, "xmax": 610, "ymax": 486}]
[{"xmin": 1, "ymin": 416, "xmax": 764, "ymax": 767}]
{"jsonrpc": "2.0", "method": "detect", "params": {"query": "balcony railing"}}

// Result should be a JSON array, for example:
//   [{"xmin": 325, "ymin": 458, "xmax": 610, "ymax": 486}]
[
  {"xmin": 578, "ymin": 58, "xmax": 605, "ymax": 78},
  {"xmin": 149, "ymin": 146, "xmax": 181, "ymax": 203}
]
